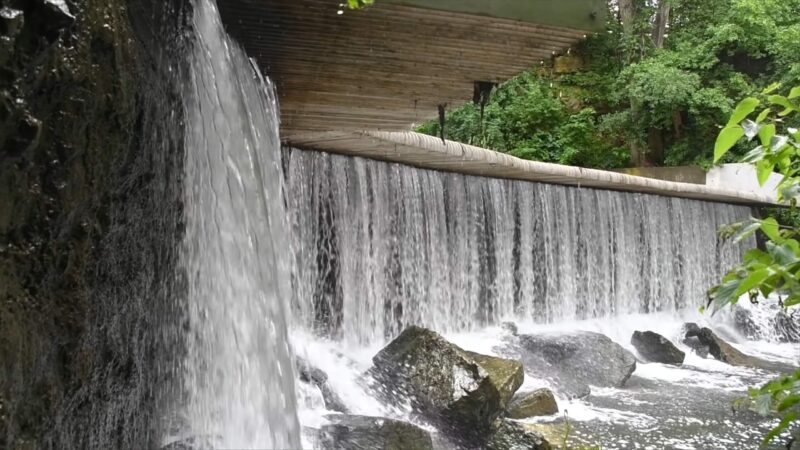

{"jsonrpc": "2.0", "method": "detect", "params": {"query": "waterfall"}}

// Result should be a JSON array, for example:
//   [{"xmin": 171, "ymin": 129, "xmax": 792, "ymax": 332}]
[
  {"xmin": 284, "ymin": 148, "xmax": 754, "ymax": 345},
  {"xmin": 178, "ymin": 0, "xmax": 300, "ymax": 447}
]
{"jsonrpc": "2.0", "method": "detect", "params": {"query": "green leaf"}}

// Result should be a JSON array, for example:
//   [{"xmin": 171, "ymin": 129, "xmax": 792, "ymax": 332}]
[
  {"xmin": 763, "ymin": 82, "xmax": 782, "ymax": 95},
  {"xmin": 756, "ymin": 108, "xmax": 771, "ymax": 123},
  {"xmin": 767, "ymin": 242, "xmax": 800, "ymax": 265},
  {"xmin": 760, "ymin": 218, "xmax": 782, "ymax": 242},
  {"xmin": 728, "ymin": 97, "xmax": 760, "ymax": 126},
  {"xmin": 785, "ymin": 294, "xmax": 800, "ymax": 307},
  {"xmin": 768, "ymin": 95, "xmax": 797, "ymax": 116},
  {"xmin": 735, "ymin": 268, "xmax": 771, "ymax": 296},
  {"xmin": 733, "ymin": 220, "xmax": 762, "ymax": 243},
  {"xmin": 710, "ymin": 279, "xmax": 741, "ymax": 309},
  {"xmin": 715, "ymin": 126, "xmax": 745, "ymax": 162},
  {"xmin": 763, "ymin": 411, "xmax": 798, "ymax": 445},
  {"xmin": 789, "ymin": 86, "xmax": 800, "ymax": 100},
  {"xmin": 758, "ymin": 124, "xmax": 776, "ymax": 148},
  {"xmin": 777, "ymin": 394, "xmax": 800, "ymax": 412},
  {"xmin": 756, "ymin": 159, "xmax": 774, "ymax": 186}
]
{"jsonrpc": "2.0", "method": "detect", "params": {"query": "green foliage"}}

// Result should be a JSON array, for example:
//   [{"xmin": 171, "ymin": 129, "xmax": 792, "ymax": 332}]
[
  {"xmin": 346, "ymin": 0, "xmax": 374, "ymax": 9},
  {"xmin": 709, "ymin": 86, "xmax": 800, "ymax": 446},
  {"xmin": 418, "ymin": 0, "xmax": 800, "ymax": 170}
]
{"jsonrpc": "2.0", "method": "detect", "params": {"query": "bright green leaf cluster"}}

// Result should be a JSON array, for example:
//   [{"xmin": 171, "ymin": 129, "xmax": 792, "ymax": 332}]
[
  {"xmin": 346, "ymin": 0, "xmax": 374, "ymax": 9},
  {"xmin": 710, "ymin": 85, "xmax": 800, "ymax": 447}
]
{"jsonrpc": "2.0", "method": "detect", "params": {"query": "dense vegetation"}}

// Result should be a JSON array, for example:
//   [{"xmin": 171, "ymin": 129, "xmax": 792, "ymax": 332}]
[
  {"xmin": 711, "ymin": 87, "xmax": 800, "ymax": 445},
  {"xmin": 419, "ymin": 0, "xmax": 800, "ymax": 170}
]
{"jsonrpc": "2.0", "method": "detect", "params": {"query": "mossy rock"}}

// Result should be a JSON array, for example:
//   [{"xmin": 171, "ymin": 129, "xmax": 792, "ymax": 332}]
[
  {"xmin": 486, "ymin": 420, "xmax": 551, "ymax": 450},
  {"xmin": 370, "ymin": 326, "xmax": 524, "ymax": 440},
  {"xmin": 318, "ymin": 414, "xmax": 433, "ymax": 450},
  {"xmin": 507, "ymin": 388, "xmax": 558, "ymax": 419}
]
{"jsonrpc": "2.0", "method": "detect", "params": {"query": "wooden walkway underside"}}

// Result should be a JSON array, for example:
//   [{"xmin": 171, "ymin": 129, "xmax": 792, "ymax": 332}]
[{"xmin": 218, "ymin": 0, "xmax": 596, "ymax": 139}]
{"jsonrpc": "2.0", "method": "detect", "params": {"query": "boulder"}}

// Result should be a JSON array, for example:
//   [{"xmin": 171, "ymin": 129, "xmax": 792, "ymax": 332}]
[
  {"xmin": 297, "ymin": 358, "xmax": 349, "ymax": 413},
  {"xmin": 486, "ymin": 420, "xmax": 551, "ymax": 450},
  {"xmin": 507, "ymin": 331, "xmax": 636, "ymax": 398},
  {"xmin": 370, "ymin": 326, "xmax": 524, "ymax": 438},
  {"xmin": 506, "ymin": 389, "xmax": 558, "ymax": 419},
  {"xmin": 630, "ymin": 331, "xmax": 685, "ymax": 365},
  {"xmin": 696, "ymin": 327, "xmax": 793, "ymax": 372},
  {"xmin": 318, "ymin": 414, "xmax": 433, "ymax": 450},
  {"xmin": 681, "ymin": 323, "xmax": 709, "ymax": 358}
]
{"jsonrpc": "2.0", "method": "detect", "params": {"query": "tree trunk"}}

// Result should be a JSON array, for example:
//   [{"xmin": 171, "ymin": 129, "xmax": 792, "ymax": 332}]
[{"xmin": 651, "ymin": 1, "xmax": 671, "ymax": 49}]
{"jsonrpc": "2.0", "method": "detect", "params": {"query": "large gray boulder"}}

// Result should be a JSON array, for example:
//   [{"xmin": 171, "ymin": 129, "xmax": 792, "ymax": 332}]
[
  {"xmin": 506, "ymin": 331, "xmax": 636, "ymax": 398},
  {"xmin": 506, "ymin": 389, "xmax": 559, "ymax": 419},
  {"xmin": 317, "ymin": 414, "xmax": 433, "ymax": 450},
  {"xmin": 369, "ymin": 326, "xmax": 524, "ymax": 439},
  {"xmin": 485, "ymin": 420, "xmax": 552, "ymax": 450},
  {"xmin": 631, "ymin": 331, "xmax": 685, "ymax": 365},
  {"xmin": 695, "ymin": 327, "xmax": 793, "ymax": 372}
]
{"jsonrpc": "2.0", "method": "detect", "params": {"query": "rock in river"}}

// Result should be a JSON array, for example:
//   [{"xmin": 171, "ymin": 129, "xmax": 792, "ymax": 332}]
[
  {"xmin": 695, "ymin": 327, "xmax": 793, "ymax": 372},
  {"xmin": 506, "ymin": 331, "xmax": 636, "ymax": 398},
  {"xmin": 506, "ymin": 388, "xmax": 559, "ymax": 419},
  {"xmin": 369, "ymin": 326, "xmax": 524, "ymax": 439},
  {"xmin": 486, "ymin": 419, "xmax": 551, "ymax": 450},
  {"xmin": 318, "ymin": 414, "xmax": 433, "ymax": 450},
  {"xmin": 631, "ymin": 330, "xmax": 685, "ymax": 365}
]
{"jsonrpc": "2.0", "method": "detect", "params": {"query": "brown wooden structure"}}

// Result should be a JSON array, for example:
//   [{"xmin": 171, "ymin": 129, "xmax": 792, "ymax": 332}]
[{"xmin": 218, "ymin": 0, "xmax": 605, "ymax": 142}]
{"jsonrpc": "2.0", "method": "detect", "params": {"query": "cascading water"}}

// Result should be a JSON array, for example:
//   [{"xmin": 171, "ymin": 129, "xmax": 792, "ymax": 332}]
[
  {"xmin": 284, "ymin": 148, "xmax": 753, "ymax": 344},
  {"xmin": 284, "ymin": 147, "xmax": 797, "ymax": 449},
  {"xmin": 178, "ymin": 0, "xmax": 299, "ymax": 447}
]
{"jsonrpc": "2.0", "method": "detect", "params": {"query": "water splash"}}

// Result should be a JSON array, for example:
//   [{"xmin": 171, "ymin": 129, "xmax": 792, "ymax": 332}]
[
  {"xmin": 179, "ymin": 0, "xmax": 299, "ymax": 447},
  {"xmin": 284, "ymin": 148, "xmax": 754, "ymax": 345}
]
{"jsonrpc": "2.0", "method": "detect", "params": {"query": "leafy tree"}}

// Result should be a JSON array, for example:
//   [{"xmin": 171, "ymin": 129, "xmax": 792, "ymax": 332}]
[
  {"xmin": 419, "ymin": 0, "xmax": 800, "ymax": 170},
  {"xmin": 709, "ymin": 85, "xmax": 800, "ymax": 446}
]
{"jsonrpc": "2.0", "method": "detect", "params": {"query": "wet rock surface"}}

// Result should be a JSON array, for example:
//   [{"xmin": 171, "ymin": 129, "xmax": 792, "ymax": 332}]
[
  {"xmin": 369, "ymin": 326, "xmax": 524, "ymax": 440},
  {"xmin": 681, "ymin": 323, "xmax": 710, "ymax": 358},
  {"xmin": 695, "ymin": 327, "xmax": 793, "ymax": 372},
  {"xmin": 631, "ymin": 330, "xmax": 685, "ymax": 365},
  {"xmin": 1, "ymin": 0, "xmax": 188, "ymax": 448},
  {"xmin": 486, "ymin": 419, "xmax": 551, "ymax": 450},
  {"xmin": 506, "ymin": 388, "xmax": 558, "ymax": 419},
  {"xmin": 318, "ymin": 414, "xmax": 434, "ymax": 450},
  {"xmin": 504, "ymin": 331, "xmax": 636, "ymax": 398}
]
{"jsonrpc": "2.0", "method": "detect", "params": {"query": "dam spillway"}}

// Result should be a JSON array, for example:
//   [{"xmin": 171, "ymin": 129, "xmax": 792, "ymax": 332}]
[{"xmin": 284, "ymin": 147, "xmax": 754, "ymax": 345}]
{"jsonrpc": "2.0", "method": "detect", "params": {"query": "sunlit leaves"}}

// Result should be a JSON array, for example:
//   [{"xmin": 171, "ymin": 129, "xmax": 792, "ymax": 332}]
[
  {"xmin": 346, "ymin": 0, "xmax": 374, "ymax": 9},
  {"xmin": 714, "ymin": 126, "xmax": 745, "ymax": 162},
  {"xmin": 728, "ymin": 97, "xmax": 760, "ymax": 126}
]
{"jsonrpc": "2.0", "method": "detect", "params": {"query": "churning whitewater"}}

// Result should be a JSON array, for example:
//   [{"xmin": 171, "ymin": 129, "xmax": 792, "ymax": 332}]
[{"xmin": 284, "ymin": 148, "xmax": 752, "ymax": 343}]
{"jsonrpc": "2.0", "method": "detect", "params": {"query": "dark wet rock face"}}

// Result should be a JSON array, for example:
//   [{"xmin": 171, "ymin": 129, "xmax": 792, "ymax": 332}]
[
  {"xmin": 370, "ymin": 326, "xmax": 523, "ymax": 440},
  {"xmin": 506, "ymin": 331, "xmax": 636, "ymax": 398},
  {"xmin": 681, "ymin": 323, "xmax": 709, "ymax": 358},
  {"xmin": 318, "ymin": 414, "xmax": 434, "ymax": 450},
  {"xmin": 695, "ymin": 327, "xmax": 793, "ymax": 372},
  {"xmin": 631, "ymin": 331, "xmax": 685, "ymax": 365},
  {"xmin": 1, "ymin": 0, "xmax": 188, "ymax": 448},
  {"xmin": 486, "ymin": 419, "xmax": 552, "ymax": 450},
  {"xmin": 507, "ymin": 388, "xmax": 558, "ymax": 419}
]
